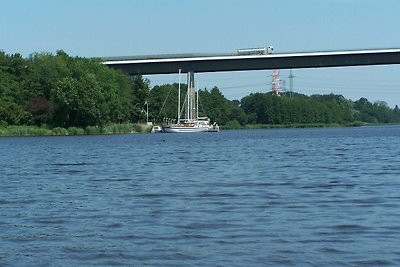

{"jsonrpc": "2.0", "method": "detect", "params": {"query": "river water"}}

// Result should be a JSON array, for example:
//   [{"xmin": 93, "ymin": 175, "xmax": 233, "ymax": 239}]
[{"xmin": 1, "ymin": 126, "xmax": 400, "ymax": 266}]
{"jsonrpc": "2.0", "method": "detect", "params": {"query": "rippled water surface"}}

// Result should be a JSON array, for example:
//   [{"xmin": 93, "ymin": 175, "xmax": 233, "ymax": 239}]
[{"xmin": 1, "ymin": 126, "xmax": 400, "ymax": 266}]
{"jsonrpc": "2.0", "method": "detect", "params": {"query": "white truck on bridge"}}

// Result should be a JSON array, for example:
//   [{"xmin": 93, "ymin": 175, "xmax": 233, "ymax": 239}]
[{"xmin": 237, "ymin": 46, "xmax": 274, "ymax": 55}]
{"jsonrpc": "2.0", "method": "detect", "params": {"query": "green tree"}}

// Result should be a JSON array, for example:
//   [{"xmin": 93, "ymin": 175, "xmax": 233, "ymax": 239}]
[
  {"xmin": 130, "ymin": 75, "xmax": 151, "ymax": 122},
  {"xmin": 51, "ymin": 74, "xmax": 105, "ymax": 127},
  {"xmin": 0, "ymin": 100, "xmax": 31, "ymax": 125},
  {"xmin": 199, "ymin": 87, "xmax": 232, "ymax": 125},
  {"xmin": 148, "ymin": 83, "xmax": 180, "ymax": 123},
  {"xmin": 25, "ymin": 52, "xmax": 71, "ymax": 99},
  {"xmin": 25, "ymin": 96, "xmax": 54, "ymax": 126}
]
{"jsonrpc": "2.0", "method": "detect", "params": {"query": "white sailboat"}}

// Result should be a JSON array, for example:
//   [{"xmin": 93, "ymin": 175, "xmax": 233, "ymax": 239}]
[{"xmin": 162, "ymin": 70, "xmax": 219, "ymax": 133}]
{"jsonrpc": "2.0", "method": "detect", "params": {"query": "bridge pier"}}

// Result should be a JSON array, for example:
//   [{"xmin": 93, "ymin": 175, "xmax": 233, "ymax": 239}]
[{"xmin": 186, "ymin": 71, "xmax": 196, "ymax": 121}]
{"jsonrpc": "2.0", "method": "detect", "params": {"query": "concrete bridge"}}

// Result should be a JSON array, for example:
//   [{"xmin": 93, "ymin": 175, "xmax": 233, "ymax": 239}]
[{"xmin": 102, "ymin": 48, "xmax": 400, "ymax": 75}]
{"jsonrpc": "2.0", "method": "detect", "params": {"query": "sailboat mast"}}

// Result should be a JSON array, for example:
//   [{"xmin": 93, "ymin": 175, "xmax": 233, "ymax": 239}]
[
  {"xmin": 187, "ymin": 73, "xmax": 190, "ymax": 121},
  {"xmin": 146, "ymin": 101, "xmax": 148, "ymax": 124},
  {"xmin": 196, "ymin": 80, "xmax": 199, "ymax": 120},
  {"xmin": 178, "ymin": 69, "xmax": 181, "ymax": 123}
]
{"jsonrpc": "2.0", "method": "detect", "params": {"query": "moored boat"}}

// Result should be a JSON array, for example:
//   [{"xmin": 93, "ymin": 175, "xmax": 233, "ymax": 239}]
[
  {"xmin": 150, "ymin": 125, "xmax": 163, "ymax": 133},
  {"xmin": 161, "ymin": 70, "xmax": 219, "ymax": 133}
]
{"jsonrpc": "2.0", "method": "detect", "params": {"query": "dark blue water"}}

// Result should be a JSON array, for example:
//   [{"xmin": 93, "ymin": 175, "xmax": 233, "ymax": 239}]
[{"xmin": 1, "ymin": 126, "xmax": 400, "ymax": 266}]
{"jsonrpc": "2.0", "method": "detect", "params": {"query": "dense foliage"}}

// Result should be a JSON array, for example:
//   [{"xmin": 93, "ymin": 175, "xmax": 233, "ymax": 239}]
[
  {"xmin": 0, "ymin": 50, "xmax": 149, "ymax": 128},
  {"xmin": 1, "ymin": 50, "xmax": 400, "ymax": 130}
]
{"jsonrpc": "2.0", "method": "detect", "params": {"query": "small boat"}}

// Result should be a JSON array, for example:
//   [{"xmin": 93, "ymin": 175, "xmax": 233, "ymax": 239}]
[
  {"xmin": 162, "ymin": 70, "xmax": 219, "ymax": 133},
  {"xmin": 208, "ymin": 122, "xmax": 220, "ymax": 132},
  {"xmin": 150, "ymin": 125, "xmax": 163, "ymax": 133}
]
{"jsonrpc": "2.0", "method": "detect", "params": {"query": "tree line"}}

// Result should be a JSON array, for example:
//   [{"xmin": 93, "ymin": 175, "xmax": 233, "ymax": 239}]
[
  {"xmin": 150, "ymin": 86, "xmax": 400, "ymax": 127},
  {"xmin": 0, "ymin": 50, "xmax": 147, "ymax": 128},
  {"xmin": 1, "ymin": 50, "xmax": 400, "ymax": 129}
]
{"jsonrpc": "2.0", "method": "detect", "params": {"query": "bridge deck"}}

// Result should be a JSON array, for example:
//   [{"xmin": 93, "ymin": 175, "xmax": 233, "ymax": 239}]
[{"xmin": 102, "ymin": 48, "xmax": 400, "ymax": 75}]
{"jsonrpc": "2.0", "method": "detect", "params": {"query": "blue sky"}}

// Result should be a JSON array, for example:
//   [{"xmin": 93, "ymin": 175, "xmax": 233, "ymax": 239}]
[{"xmin": 1, "ymin": 0, "xmax": 400, "ymax": 106}]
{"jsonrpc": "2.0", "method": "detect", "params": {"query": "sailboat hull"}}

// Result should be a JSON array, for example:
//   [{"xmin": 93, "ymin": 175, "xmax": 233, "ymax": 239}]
[{"xmin": 162, "ymin": 125, "xmax": 209, "ymax": 133}]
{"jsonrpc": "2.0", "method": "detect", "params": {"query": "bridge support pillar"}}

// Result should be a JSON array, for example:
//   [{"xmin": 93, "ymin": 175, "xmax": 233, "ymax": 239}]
[{"xmin": 187, "ymin": 71, "xmax": 196, "ymax": 121}]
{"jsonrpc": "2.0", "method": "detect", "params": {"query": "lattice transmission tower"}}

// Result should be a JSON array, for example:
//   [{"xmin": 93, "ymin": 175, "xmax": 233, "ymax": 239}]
[{"xmin": 271, "ymin": 69, "xmax": 281, "ymax": 96}]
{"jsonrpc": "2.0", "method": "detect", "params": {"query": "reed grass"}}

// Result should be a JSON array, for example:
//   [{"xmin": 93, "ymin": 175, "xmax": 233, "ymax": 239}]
[
  {"xmin": 0, "ymin": 126, "xmax": 53, "ymax": 136},
  {"xmin": 0, "ymin": 123, "xmax": 150, "ymax": 137}
]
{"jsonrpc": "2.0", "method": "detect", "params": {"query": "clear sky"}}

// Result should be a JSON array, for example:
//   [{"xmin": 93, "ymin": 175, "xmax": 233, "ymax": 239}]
[{"xmin": 1, "ymin": 0, "xmax": 400, "ymax": 106}]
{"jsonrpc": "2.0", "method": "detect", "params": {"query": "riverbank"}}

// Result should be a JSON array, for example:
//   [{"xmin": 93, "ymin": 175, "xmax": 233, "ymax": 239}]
[
  {"xmin": 1, "ymin": 122, "xmax": 396, "ymax": 137},
  {"xmin": 221, "ymin": 121, "xmax": 368, "ymax": 130},
  {"xmin": 0, "ymin": 123, "xmax": 152, "ymax": 137}
]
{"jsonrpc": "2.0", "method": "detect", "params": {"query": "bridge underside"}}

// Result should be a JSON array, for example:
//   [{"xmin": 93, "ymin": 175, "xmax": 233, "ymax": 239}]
[{"xmin": 103, "ymin": 49, "xmax": 400, "ymax": 75}]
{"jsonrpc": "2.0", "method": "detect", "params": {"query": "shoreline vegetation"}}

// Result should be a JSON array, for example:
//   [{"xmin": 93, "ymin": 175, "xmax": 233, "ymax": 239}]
[
  {"xmin": 1, "ymin": 122, "xmax": 397, "ymax": 137},
  {"xmin": 0, "ymin": 123, "xmax": 151, "ymax": 137},
  {"xmin": 1, "ymin": 50, "xmax": 400, "ymax": 137}
]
